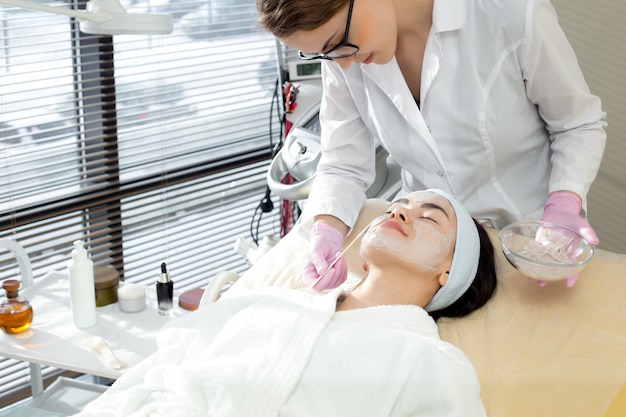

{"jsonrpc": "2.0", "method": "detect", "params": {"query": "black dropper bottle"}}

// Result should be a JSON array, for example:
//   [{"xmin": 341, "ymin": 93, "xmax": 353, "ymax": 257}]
[{"xmin": 156, "ymin": 262, "xmax": 173, "ymax": 315}]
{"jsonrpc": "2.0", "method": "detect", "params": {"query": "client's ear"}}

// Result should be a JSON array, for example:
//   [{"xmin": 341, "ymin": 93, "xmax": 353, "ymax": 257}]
[{"xmin": 438, "ymin": 271, "xmax": 449, "ymax": 286}]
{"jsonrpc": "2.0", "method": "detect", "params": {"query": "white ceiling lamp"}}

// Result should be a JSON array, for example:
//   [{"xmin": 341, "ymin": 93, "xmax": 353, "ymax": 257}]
[{"xmin": 0, "ymin": 0, "xmax": 173, "ymax": 35}]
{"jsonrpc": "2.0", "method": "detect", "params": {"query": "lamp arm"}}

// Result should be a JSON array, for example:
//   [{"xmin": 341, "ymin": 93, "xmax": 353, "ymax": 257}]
[{"xmin": 0, "ymin": 0, "xmax": 111, "ymax": 23}]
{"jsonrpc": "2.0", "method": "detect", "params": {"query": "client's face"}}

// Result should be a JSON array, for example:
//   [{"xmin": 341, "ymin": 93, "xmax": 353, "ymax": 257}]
[{"xmin": 360, "ymin": 192, "xmax": 457, "ymax": 275}]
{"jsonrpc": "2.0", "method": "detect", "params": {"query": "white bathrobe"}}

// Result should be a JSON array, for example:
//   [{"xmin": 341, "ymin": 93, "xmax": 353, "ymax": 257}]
[{"xmin": 75, "ymin": 287, "xmax": 486, "ymax": 417}]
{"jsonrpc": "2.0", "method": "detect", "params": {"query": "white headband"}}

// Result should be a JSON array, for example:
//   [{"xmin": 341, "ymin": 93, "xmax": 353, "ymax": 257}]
[{"xmin": 403, "ymin": 189, "xmax": 480, "ymax": 312}]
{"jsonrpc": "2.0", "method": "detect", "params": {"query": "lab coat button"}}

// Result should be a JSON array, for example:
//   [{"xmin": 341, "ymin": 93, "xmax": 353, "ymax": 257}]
[{"xmin": 437, "ymin": 171, "xmax": 444, "ymax": 177}]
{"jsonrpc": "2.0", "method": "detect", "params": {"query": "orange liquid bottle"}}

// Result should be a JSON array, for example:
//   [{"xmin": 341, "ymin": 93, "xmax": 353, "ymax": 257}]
[{"xmin": 0, "ymin": 279, "xmax": 33, "ymax": 334}]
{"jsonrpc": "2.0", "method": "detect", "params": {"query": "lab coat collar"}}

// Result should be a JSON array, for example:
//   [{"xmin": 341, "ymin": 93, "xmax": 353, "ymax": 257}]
[
  {"xmin": 359, "ymin": 60, "xmax": 449, "ymax": 179},
  {"xmin": 432, "ymin": 0, "xmax": 463, "ymax": 33},
  {"xmin": 359, "ymin": 0, "xmax": 463, "ymax": 115},
  {"xmin": 360, "ymin": 59, "xmax": 430, "ymax": 137},
  {"xmin": 353, "ymin": 0, "xmax": 462, "ymax": 175}
]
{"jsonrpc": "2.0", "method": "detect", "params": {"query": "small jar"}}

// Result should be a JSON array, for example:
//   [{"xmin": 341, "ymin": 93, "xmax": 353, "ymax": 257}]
[
  {"xmin": 117, "ymin": 283, "xmax": 146, "ymax": 313},
  {"xmin": 0, "ymin": 279, "xmax": 33, "ymax": 334},
  {"xmin": 94, "ymin": 266, "xmax": 120, "ymax": 307}
]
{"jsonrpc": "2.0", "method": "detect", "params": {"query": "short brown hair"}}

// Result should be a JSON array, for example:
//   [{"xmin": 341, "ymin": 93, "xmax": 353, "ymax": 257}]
[{"xmin": 256, "ymin": 0, "xmax": 349, "ymax": 37}]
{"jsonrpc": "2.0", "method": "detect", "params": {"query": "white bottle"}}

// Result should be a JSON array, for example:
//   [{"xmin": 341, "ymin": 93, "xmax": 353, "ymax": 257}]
[{"xmin": 67, "ymin": 240, "xmax": 97, "ymax": 328}]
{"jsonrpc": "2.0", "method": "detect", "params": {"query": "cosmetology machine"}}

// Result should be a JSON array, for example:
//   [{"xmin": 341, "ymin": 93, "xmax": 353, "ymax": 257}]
[
  {"xmin": 237, "ymin": 65, "xmax": 402, "ymax": 266},
  {"xmin": 266, "ymin": 78, "xmax": 402, "ymax": 206}
]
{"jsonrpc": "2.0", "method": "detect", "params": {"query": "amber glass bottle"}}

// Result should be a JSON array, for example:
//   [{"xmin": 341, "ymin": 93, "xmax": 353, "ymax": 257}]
[{"xmin": 0, "ymin": 279, "xmax": 33, "ymax": 334}]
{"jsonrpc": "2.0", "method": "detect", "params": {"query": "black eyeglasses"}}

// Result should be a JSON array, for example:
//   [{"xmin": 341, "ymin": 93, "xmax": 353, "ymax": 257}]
[{"xmin": 298, "ymin": 0, "xmax": 359, "ymax": 61}]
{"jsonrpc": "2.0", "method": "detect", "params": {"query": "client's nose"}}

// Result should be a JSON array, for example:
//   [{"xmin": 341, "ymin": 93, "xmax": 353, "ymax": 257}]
[{"xmin": 389, "ymin": 207, "xmax": 408, "ymax": 222}]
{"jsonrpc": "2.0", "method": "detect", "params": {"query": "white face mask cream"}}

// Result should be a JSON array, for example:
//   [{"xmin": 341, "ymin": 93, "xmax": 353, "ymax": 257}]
[{"xmin": 360, "ymin": 194, "xmax": 455, "ymax": 272}]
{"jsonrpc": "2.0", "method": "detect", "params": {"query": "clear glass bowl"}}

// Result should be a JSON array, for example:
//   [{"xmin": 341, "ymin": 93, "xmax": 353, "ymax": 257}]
[{"xmin": 499, "ymin": 221, "xmax": 595, "ymax": 281}]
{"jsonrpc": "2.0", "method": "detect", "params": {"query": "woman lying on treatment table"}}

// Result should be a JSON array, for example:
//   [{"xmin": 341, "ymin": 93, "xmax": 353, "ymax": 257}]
[{"xmin": 74, "ymin": 189, "xmax": 497, "ymax": 417}]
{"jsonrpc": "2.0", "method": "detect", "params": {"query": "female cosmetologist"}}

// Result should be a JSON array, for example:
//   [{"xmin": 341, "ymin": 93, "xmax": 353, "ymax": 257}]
[
  {"xmin": 75, "ymin": 190, "xmax": 497, "ymax": 416},
  {"xmin": 256, "ymin": 0, "xmax": 607, "ymax": 289}
]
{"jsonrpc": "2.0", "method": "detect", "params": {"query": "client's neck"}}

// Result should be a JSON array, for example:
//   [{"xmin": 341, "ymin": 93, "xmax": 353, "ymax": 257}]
[{"xmin": 336, "ymin": 267, "xmax": 439, "ymax": 312}]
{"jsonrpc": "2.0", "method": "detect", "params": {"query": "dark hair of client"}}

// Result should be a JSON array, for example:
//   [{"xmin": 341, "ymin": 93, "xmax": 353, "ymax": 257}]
[{"xmin": 429, "ymin": 219, "xmax": 497, "ymax": 321}]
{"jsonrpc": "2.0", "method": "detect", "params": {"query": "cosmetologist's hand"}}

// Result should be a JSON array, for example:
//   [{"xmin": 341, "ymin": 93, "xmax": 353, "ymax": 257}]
[
  {"xmin": 303, "ymin": 222, "xmax": 348, "ymax": 291},
  {"xmin": 538, "ymin": 191, "xmax": 599, "ymax": 287}
]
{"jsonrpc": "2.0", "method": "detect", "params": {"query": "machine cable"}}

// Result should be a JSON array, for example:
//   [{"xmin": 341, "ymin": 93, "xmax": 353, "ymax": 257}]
[
  {"xmin": 250, "ymin": 77, "xmax": 284, "ymax": 245},
  {"xmin": 250, "ymin": 76, "xmax": 303, "ymax": 246}
]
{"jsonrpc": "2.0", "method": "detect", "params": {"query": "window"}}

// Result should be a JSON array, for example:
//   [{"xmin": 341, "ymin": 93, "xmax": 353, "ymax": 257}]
[{"xmin": 0, "ymin": 0, "xmax": 285, "ymax": 405}]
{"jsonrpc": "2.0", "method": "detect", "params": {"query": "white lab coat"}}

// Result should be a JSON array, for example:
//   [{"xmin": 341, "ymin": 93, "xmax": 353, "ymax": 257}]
[{"xmin": 304, "ymin": 0, "xmax": 606, "ymax": 230}]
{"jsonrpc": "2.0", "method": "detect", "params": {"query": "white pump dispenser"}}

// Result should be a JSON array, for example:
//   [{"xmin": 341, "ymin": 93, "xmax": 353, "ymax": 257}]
[{"xmin": 67, "ymin": 240, "xmax": 97, "ymax": 328}]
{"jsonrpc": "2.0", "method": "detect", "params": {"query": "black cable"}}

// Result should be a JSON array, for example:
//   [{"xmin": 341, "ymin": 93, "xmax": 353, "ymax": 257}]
[
  {"xmin": 268, "ymin": 78, "xmax": 285, "ymax": 160},
  {"xmin": 249, "ymin": 77, "xmax": 284, "ymax": 245},
  {"xmin": 250, "ymin": 203, "xmax": 261, "ymax": 246},
  {"xmin": 292, "ymin": 200, "xmax": 302, "ymax": 222}
]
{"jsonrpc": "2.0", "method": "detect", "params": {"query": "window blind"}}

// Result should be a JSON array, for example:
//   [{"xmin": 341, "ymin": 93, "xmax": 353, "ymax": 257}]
[{"xmin": 0, "ymin": 0, "xmax": 284, "ymax": 406}]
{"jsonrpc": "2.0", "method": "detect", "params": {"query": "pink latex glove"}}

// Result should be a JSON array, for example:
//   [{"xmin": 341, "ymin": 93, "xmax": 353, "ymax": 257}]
[
  {"xmin": 538, "ymin": 191, "xmax": 599, "ymax": 287},
  {"xmin": 303, "ymin": 222, "xmax": 348, "ymax": 291}
]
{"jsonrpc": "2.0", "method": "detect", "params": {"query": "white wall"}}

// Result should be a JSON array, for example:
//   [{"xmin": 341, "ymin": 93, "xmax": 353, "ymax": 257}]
[{"xmin": 552, "ymin": 0, "xmax": 626, "ymax": 254}]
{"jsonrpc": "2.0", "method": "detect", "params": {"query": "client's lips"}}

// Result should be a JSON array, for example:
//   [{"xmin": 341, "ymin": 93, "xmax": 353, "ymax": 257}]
[{"xmin": 378, "ymin": 220, "xmax": 407, "ymax": 236}]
